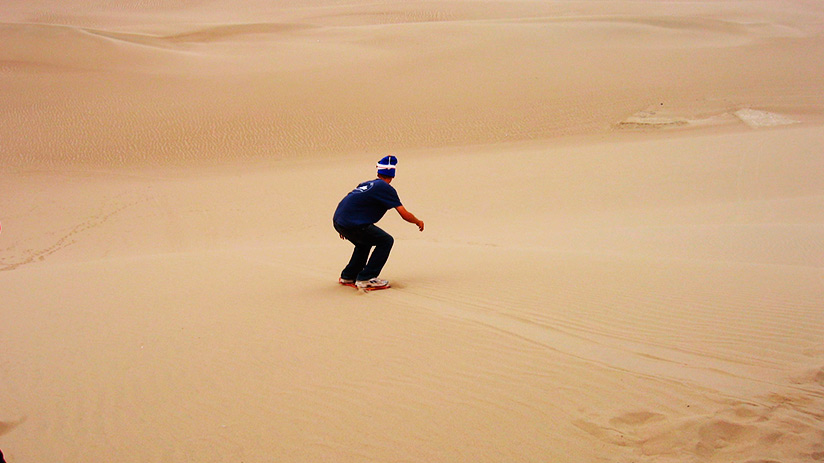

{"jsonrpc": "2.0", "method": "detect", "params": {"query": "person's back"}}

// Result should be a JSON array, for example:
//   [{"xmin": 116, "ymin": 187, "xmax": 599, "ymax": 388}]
[{"xmin": 333, "ymin": 178, "xmax": 401, "ymax": 229}]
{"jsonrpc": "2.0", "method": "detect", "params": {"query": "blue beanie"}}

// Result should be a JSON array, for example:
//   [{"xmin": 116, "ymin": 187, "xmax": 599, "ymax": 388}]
[{"xmin": 377, "ymin": 155, "xmax": 398, "ymax": 178}]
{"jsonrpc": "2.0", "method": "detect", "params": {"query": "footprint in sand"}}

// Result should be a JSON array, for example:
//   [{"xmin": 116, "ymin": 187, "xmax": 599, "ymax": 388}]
[
  {"xmin": 0, "ymin": 418, "xmax": 25, "ymax": 437},
  {"xmin": 575, "ymin": 385, "xmax": 824, "ymax": 462},
  {"xmin": 609, "ymin": 410, "xmax": 667, "ymax": 427}
]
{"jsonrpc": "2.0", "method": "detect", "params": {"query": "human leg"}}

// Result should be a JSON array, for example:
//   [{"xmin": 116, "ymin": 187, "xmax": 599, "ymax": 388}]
[
  {"xmin": 334, "ymin": 222, "xmax": 394, "ymax": 282},
  {"xmin": 355, "ymin": 225, "xmax": 394, "ymax": 281},
  {"xmin": 341, "ymin": 244, "xmax": 370, "ymax": 281},
  {"xmin": 335, "ymin": 223, "xmax": 365, "ymax": 280}
]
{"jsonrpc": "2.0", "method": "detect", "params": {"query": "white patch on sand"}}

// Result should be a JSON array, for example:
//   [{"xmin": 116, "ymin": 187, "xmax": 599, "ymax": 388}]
[
  {"xmin": 617, "ymin": 108, "xmax": 801, "ymax": 131},
  {"xmin": 616, "ymin": 110, "xmax": 735, "ymax": 130},
  {"xmin": 734, "ymin": 108, "xmax": 800, "ymax": 128},
  {"xmin": 616, "ymin": 111, "xmax": 689, "ymax": 129}
]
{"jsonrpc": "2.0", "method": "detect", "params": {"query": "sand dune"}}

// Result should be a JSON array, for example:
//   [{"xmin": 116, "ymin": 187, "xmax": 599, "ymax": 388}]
[
  {"xmin": 2, "ymin": 1, "xmax": 824, "ymax": 462},
  {"xmin": 3, "ymin": 1, "xmax": 824, "ymax": 167}
]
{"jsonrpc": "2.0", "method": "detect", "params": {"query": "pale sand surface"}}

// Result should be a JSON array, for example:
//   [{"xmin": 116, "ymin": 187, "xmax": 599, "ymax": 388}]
[{"xmin": 2, "ymin": 1, "xmax": 824, "ymax": 462}]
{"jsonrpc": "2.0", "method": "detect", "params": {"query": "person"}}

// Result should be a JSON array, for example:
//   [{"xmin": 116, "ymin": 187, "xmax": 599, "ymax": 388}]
[{"xmin": 333, "ymin": 155, "xmax": 424, "ymax": 289}]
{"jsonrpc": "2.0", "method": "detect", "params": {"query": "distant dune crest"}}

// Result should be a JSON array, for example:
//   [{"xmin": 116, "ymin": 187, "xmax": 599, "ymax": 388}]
[{"xmin": 2, "ymin": 0, "xmax": 823, "ymax": 167}]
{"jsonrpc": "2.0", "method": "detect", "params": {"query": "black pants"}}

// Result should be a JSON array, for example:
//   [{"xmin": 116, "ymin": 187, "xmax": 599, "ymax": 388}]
[{"xmin": 334, "ymin": 222, "xmax": 394, "ymax": 281}]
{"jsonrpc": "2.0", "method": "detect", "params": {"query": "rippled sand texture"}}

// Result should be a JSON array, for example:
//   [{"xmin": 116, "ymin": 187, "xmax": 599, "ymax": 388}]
[
  {"xmin": 3, "ymin": 0, "xmax": 824, "ymax": 166},
  {"xmin": 2, "ymin": 1, "xmax": 824, "ymax": 463}
]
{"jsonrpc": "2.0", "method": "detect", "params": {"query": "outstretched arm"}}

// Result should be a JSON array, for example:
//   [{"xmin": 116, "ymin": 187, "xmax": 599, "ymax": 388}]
[{"xmin": 396, "ymin": 205, "xmax": 424, "ymax": 231}]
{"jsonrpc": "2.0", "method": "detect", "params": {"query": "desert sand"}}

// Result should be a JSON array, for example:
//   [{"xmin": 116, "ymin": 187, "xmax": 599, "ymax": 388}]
[{"xmin": 2, "ymin": 1, "xmax": 823, "ymax": 462}]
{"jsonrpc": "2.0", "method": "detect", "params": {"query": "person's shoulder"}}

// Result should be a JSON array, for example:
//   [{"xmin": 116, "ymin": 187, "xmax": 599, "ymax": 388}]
[{"xmin": 378, "ymin": 182, "xmax": 399, "ymax": 196}]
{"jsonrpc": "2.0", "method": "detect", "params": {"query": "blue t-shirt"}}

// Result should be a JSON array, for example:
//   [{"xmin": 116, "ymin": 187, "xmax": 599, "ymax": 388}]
[{"xmin": 333, "ymin": 179, "xmax": 402, "ymax": 228}]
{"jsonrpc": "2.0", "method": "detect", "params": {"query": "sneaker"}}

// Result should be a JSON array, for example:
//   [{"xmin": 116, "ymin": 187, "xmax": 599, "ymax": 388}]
[
  {"xmin": 339, "ymin": 278, "xmax": 355, "ymax": 287},
  {"xmin": 355, "ymin": 278, "xmax": 390, "ymax": 289}
]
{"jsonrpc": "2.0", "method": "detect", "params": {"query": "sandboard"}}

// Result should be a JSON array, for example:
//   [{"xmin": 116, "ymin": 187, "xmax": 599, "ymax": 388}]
[{"xmin": 338, "ymin": 280, "xmax": 390, "ymax": 292}]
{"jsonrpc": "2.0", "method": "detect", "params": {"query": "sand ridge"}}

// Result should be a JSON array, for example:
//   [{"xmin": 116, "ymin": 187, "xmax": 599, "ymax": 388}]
[{"xmin": 3, "ymin": 0, "xmax": 824, "ymax": 167}]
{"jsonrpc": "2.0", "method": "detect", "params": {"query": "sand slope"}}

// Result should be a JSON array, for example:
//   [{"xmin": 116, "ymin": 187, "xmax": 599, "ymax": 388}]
[
  {"xmin": 2, "ymin": 1, "xmax": 824, "ymax": 462},
  {"xmin": 3, "ymin": 0, "xmax": 824, "ymax": 166}
]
